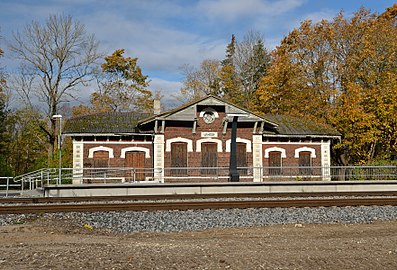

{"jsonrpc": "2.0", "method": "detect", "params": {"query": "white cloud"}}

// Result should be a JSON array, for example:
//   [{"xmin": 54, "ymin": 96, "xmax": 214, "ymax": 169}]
[
  {"xmin": 150, "ymin": 78, "xmax": 182, "ymax": 96},
  {"xmin": 1, "ymin": 0, "xmax": 338, "ymax": 107},
  {"xmin": 265, "ymin": 36, "xmax": 284, "ymax": 50},
  {"xmin": 286, "ymin": 9, "xmax": 337, "ymax": 31},
  {"xmin": 196, "ymin": 0, "xmax": 305, "ymax": 22},
  {"xmin": 81, "ymin": 11, "xmax": 227, "ymax": 76},
  {"xmin": 302, "ymin": 9, "xmax": 336, "ymax": 23}
]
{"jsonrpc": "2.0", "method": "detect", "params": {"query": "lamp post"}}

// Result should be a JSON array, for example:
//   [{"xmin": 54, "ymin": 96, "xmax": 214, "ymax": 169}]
[
  {"xmin": 52, "ymin": 114, "xmax": 62, "ymax": 185},
  {"xmin": 227, "ymin": 113, "xmax": 249, "ymax": 182},
  {"xmin": 229, "ymin": 115, "xmax": 239, "ymax": 182}
]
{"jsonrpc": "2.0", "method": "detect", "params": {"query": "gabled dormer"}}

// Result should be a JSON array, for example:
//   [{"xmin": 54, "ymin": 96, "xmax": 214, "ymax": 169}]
[{"xmin": 138, "ymin": 95, "xmax": 278, "ymax": 134}]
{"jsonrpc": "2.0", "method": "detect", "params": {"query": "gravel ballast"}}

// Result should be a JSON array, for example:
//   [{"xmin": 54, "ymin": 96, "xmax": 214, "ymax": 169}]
[{"xmin": 2, "ymin": 205, "xmax": 397, "ymax": 232}]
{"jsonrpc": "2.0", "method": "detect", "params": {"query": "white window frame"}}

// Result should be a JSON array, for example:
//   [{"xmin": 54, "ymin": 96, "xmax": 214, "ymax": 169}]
[
  {"xmin": 120, "ymin": 147, "xmax": 150, "ymax": 158},
  {"xmin": 88, "ymin": 146, "xmax": 114, "ymax": 158},
  {"xmin": 165, "ymin": 137, "xmax": 193, "ymax": 152},
  {"xmin": 294, "ymin": 147, "xmax": 316, "ymax": 158},
  {"xmin": 264, "ymin": 147, "xmax": 286, "ymax": 158},
  {"xmin": 196, "ymin": 138, "xmax": 223, "ymax": 152},
  {"xmin": 225, "ymin": 138, "xmax": 252, "ymax": 152}
]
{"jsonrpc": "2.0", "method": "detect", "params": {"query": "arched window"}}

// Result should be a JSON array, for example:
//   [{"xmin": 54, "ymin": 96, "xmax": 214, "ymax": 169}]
[
  {"xmin": 92, "ymin": 150, "xmax": 109, "ymax": 178},
  {"xmin": 87, "ymin": 146, "xmax": 114, "ymax": 178},
  {"xmin": 93, "ymin": 151, "xmax": 109, "ymax": 168},
  {"xmin": 295, "ymin": 147, "xmax": 316, "ymax": 175},
  {"xmin": 299, "ymin": 151, "xmax": 312, "ymax": 175},
  {"xmin": 225, "ymin": 138, "xmax": 251, "ymax": 152},
  {"xmin": 268, "ymin": 151, "xmax": 282, "ymax": 175},
  {"xmin": 265, "ymin": 147, "xmax": 286, "ymax": 176},
  {"xmin": 166, "ymin": 137, "xmax": 193, "ymax": 152}
]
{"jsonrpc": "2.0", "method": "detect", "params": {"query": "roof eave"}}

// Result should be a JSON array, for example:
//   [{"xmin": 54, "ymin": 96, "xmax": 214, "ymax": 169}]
[
  {"xmin": 262, "ymin": 134, "xmax": 341, "ymax": 139},
  {"xmin": 138, "ymin": 95, "xmax": 279, "ymax": 127},
  {"xmin": 64, "ymin": 132, "xmax": 154, "ymax": 137}
]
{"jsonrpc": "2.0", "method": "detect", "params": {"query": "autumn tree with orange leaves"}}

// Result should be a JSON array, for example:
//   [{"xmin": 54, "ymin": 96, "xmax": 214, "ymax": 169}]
[
  {"xmin": 73, "ymin": 49, "xmax": 155, "ymax": 116},
  {"xmin": 256, "ymin": 5, "xmax": 397, "ymax": 164}
]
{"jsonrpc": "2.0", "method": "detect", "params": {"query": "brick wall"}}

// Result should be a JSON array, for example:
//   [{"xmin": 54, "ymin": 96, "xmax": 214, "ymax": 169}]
[
  {"xmin": 163, "ymin": 111, "xmax": 254, "ymax": 168},
  {"xmin": 262, "ymin": 143, "xmax": 322, "ymax": 167},
  {"xmin": 76, "ymin": 108, "xmax": 328, "ymax": 183},
  {"xmin": 82, "ymin": 142, "xmax": 153, "ymax": 168}
]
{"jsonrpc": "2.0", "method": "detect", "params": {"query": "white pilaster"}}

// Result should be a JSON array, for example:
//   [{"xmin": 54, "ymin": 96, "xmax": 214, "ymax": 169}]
[
  {"xmin": 252, "ymin": 135, "xmax": 263, "ymax": 182},
  {"xmin": 321, "ymin": 140, "xmax": 331, "ymax": 181},
  {"xmin": 72, "ymin": 140, "xmax": 84, "ymax": 184},
  {"xmin": 153, "ymin": 134, "xmax": 165, "ymax": 182}
]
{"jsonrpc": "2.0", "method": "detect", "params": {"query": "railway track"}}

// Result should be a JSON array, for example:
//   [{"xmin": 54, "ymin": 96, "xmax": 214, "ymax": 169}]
[
  {"xmin": 2, "ymin": 191, "xmax": 397, "ymax": 204},
  {"xmin": 2, "ymin": 192, "xmax": 397, "ymax": 214}
]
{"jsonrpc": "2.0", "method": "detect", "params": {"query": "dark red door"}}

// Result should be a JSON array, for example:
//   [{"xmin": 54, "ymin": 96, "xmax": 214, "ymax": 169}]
[
  {"xmin": 236, "ymin": 142, "xmax": 247, "ymax": 175},
  {"xmin": 93, "ymin": 151, "xmax": 109, "ymax": 178},
  {"xmin": 171, "ymin": 142, "xmax": 188, "ymax": 176},
  {"xmin": 201, "ymin": 143, "xmax": 217, "ymax": 175},
  {"xmin": 125, "ymin": 151, "xmax": 146, "ymax": 180}
]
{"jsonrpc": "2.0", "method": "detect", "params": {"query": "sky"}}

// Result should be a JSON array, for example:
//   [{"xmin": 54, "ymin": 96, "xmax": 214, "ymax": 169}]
[{"xmin": 0, "ymin": 0, "xmax": 395, "ymax": 107}]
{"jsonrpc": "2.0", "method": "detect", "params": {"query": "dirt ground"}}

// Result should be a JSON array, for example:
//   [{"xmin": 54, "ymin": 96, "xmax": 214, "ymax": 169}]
[{"xmin": 0, "ymin": 217, "xmax": 397, "ymax": 269}]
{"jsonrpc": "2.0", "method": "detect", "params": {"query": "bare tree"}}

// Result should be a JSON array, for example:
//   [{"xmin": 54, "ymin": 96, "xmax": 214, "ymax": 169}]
[
  {"xmin": 9, "ymin": 14, "xmax": 102, "ymax": 159},
  {"xmin": 0, "ymin": 30, "xmax": 6, "ymax": 96},
  {"xmin": 176, "ymin": 31, "xmax": 270, "ymax": 107},
  {"xmin": 176, "ymin": 59, "xmax": 221, "ymax": 103},
  {"xmin": 233, "ymin": 30, "xmax": 271, "ymax": 105}
]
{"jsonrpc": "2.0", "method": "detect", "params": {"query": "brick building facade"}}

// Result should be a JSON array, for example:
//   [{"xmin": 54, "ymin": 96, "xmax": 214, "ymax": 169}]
[{"xmin": 64, "ymin": 96, "xmax": 341, "ymax": 184}]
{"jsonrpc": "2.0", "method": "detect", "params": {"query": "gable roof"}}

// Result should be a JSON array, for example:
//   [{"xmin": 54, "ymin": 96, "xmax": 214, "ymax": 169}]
[
  {"xmin": 139, "ymin": 95, "xmax": 278, "ymax": 126},
  {"xmin": 63, "ymin": 95, "xmax": 341, "ymax": 138},
  {"xmin": 263, "ymin": 114, "xmax": 341, "ymax": 137},
  {"xmin": 63, "ymin": 112, "xmax": 152, "ymax": 135}
]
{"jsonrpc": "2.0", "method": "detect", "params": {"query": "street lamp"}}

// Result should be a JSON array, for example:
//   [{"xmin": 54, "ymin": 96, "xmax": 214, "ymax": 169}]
[{"xmin": 52, "ymin": 114, "xmax": 62, "ymax": 185}]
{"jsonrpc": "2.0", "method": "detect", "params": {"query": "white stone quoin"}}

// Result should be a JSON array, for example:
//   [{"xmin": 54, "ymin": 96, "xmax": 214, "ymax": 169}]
[
  {"xmin": 72, "ymin": 141, "xmax": 84, "ymax": 184},
  {"xmin": 153, "ymin": 134, "xmax": 165, "ymax": 182},
  {"xmin": 321, "ymin": 140, "xmax": 331, "ymax": 181},
  {"xmin": 252, "ymin": 135, "xmax": 263, "ymax": 182}
]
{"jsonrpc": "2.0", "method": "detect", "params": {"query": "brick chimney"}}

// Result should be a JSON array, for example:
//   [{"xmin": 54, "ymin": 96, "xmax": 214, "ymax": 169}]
[{"xmin": 153, "ymin": 99, "xmax": 161, "ymax": 115}]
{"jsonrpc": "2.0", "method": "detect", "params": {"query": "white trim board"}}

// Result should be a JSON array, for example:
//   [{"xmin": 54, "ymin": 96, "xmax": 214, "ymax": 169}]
[
  {"xmin": 88, "ymin": 146, "xmax": 114, "ymax": 158},
  {"xmin": 262, "ymin": 142, "xmax": 326, "ymax": 145},
  {"xmin": 165, "ymin": 137, "xmax": 194, "ymax": 152},
  {"xmin": 78, "ymin": 141, "xmax": 152, "ymax": 145},
  {"xmin": 120, "ymin": 147, "xmax": 151, "ymax": 158}
]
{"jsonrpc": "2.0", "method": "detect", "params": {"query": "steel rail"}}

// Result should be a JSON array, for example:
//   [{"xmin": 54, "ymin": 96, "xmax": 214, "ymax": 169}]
[
  {"xmin": 1, "ymin": 197, "xmax": 397, "ymax": 214},
  {"xmin": 2, "ymin": 191, "xmax": 397, "ymax": 204}
]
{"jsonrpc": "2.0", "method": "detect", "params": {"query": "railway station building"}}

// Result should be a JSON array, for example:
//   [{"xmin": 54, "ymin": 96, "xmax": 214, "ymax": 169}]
[{"xmin": 64, "ymin": 95, "xmax": 341, "ymax": 184}]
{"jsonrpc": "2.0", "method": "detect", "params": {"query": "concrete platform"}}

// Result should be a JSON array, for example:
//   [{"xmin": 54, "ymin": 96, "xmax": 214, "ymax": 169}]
[
  {"xmin": 0, "ymin": 189, "xmax": 44, "ymax": 198},
  {"xmin": 43, "ymin": 181, "xmax": 397, "ymax": 197}
]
